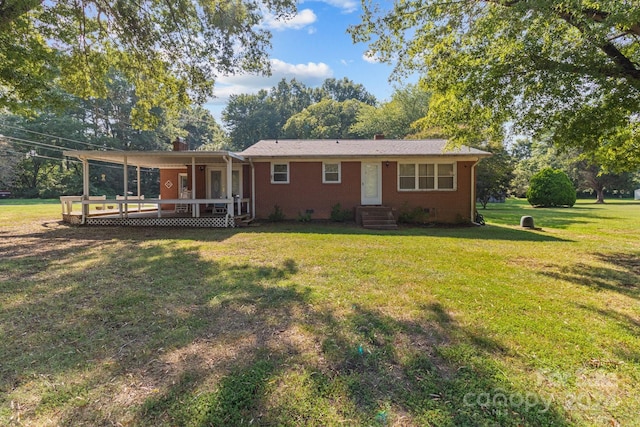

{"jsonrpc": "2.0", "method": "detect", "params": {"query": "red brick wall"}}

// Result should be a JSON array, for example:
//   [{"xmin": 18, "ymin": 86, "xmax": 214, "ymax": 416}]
[
  {"xmin": 159, "ymin": 166, "xmax": 207, "ymax": 210},
  {"xmin": 159, "ymin": 169, "xmax": 183, "ymax": 210},
  {"xmin": 381, "ymin": 161, "xmax": 476, "ymax": 223},
  {"xmin": 253, "ymin": 161, "xmax": 361, "ymax": 219},
  {"xmin": 252, "ymin": 160, "xmax": 477, "ymax": 223}
]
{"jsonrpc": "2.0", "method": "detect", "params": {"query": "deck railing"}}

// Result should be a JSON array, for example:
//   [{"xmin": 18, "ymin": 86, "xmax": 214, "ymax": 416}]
[{"xmin": 60, "ymin": 195, "xmax": 251, "ymax": 223}]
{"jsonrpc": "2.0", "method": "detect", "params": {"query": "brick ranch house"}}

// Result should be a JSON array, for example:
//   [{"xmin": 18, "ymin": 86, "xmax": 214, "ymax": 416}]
[{"xmin": 61, "ymin": 138, "xmax": 491, "ymax": 228}]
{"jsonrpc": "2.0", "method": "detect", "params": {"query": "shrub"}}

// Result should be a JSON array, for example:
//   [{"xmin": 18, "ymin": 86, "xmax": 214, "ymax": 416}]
[
  {"xmin": 527, "ymin": 168, "xmax": 576, "ymax": 207},
  {"xmin": 268, "ymin": 204, "xmax": 286, "ymax": 221},
  {"xmin": 398, "ymin": 204, "xmax": 430, "ymax": 224},
  {"xmin": 330, "ymin": 203, "xmax": 352, "ymax": 222},
  {"xmin": 297, "ymin": 211, "xmax": 312, "ymax": 222}
]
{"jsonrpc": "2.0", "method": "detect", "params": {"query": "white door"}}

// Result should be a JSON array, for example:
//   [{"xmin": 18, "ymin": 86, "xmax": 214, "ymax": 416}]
[{"xmin": 361, "ymin": 162, "xmax": 382, "ymax": 205}]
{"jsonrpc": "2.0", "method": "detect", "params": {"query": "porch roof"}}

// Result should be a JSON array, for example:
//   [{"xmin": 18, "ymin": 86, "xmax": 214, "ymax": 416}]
[
  {"xmin": 239, "ymin": 139, "xmax": 492, "ymax": 159},
  {"xmin": 63, "ymin": 150, "xmax": 246, "ymax": 168}
]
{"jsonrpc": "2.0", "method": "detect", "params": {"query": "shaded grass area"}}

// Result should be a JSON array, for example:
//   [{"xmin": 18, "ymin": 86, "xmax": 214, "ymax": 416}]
[{"xmin": 0, "ymin": 199, "xmax": 639, "ymax": 425}]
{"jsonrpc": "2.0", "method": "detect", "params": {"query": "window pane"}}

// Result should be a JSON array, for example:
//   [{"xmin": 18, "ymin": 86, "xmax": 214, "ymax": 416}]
[
  {"xmin": 273, "ymin": 173, "xmax": 287, "ymax": 182},
  {"xmin": 438, "ymin": 177, "xmax": 454, "ymax": 189},
  {"xmin": 325, "ymin": 163, "xmax": 338, "ymax": 173},
  {"xmin": 419, "ymin": 177, "xmax": 435, "ymax": 189},
  {"xmin": 439, "ymin": 163, "xmax": 454, "ymax": 176},
  {"xmin": 324, "ymin": 163, "xmax": 340, "ymax": 182},
  {"xmin": 273, "ymin": 164, "xmax": 288, "ymax": 173},
  {"xmin": 418, "ymin": 164, "xmax": 427, "ymax": 176},
  {"xmin": 426, "ymin": 164, "xmax": 435, "ymax": 176},
  {"xmin": 400, "ymin": 177, "xmax": 415, "ymax": 189},
  {"xmin": 399, "ymin": 164, "xmax": 415, "ymax": 176}
]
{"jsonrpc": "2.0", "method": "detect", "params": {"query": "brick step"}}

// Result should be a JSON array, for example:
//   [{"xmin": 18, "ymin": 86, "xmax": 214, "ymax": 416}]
[
  {"xmin": 362, "ymin": 221, "xmax": 398, "ymax": 230},
  {"xmin": 359, "ymin": 206, "xmax": 398, "ymax": 230}
]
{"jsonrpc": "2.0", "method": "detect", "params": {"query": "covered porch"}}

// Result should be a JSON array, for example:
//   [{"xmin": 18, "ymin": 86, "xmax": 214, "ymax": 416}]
[{"xmin": 60, "ymin": 149, "xmax": 254, "ymax": 227}]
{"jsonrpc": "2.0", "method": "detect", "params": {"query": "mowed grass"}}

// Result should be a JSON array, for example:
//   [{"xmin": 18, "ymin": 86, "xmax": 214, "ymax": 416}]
[{"xmin": 0, "ymin": 198, "xmax": 638, "ymax": 426}]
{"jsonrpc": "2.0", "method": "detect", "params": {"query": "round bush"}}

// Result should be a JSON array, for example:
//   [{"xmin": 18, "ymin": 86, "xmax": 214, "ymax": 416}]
[{"xmin": 526, "ymin": 168, "xmax": 576, "ymax": 207}]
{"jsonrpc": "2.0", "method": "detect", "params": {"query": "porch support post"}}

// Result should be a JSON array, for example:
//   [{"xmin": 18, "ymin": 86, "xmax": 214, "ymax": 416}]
[
  {"xmin": 136, "ymin": 165, "xmax": 141, "ymax": 211},
  {"xmin": 191, "ymin": 156, "xmax": 198, "ymax": 218},
  {"xmin": 123, "ymin": 156, "xmax": 128, "ymax": 218},
  {"xmin": 82, "ymin": 158, "xmax": 89, "ymax": 223},
  {"xmin": 225, "ymin": 155, "xmax": 233, "ymax": 217}
]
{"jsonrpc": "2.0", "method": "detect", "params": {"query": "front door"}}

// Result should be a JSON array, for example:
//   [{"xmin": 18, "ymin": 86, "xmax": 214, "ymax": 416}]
[{"xmin": 361, "ymin": 162, "xmax": 382, "ymax": 205}]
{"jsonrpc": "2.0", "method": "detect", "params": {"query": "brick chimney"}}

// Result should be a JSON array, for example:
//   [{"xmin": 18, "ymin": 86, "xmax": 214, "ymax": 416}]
[
  {"xmin": 374, "ymin": 134, "xmax": 385, "ymax": 140},
  {"xmin": 172, "ymin": 137, "xmax": 188, "ymax": 151}
]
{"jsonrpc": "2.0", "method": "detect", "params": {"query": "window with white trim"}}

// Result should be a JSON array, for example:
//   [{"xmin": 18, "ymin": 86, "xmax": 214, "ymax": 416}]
[
  {"xmin": 271, "ymin": 162, "xmax": 289, "ymax": 184},
  {"xmin": 398, "ymin": 162, "xmax": 456, "ymax": 190},
  {"xmin": 323, "ymin": 162, "xmax": 341, "ymax": 183}
]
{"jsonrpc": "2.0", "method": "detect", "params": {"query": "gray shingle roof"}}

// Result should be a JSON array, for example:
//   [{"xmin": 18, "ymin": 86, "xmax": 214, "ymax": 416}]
[{"xmin": 240, "ymin": 139, "xmax": 491, "ymax": 158}]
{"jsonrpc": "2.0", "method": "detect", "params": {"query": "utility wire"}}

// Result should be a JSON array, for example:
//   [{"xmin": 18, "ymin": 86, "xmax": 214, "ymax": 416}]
[
  {"xmin": 0, "ymin": 122, "xmax": 123, "ymax": 151},
  {"xmin": 4, "ymin": 136, "xmax": 156, "ymax": 171}
]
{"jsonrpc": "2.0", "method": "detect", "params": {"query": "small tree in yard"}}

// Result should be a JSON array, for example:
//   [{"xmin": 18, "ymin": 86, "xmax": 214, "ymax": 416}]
[
  {"xmin": 476, "ymin": 150, "xmax": 514, "ymax": 209},
  {"xmin": 527, "ymin": 168, "xmax": 576, "ymax": 207}
]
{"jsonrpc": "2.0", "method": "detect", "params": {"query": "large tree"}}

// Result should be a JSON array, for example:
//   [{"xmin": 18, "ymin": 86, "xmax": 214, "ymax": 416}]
[
  {"xmin": 282, "ymin": 99, "xmax": 368, "ymax": 139},
  {"xmin": 351, "ymin": 0, "xmax": 640, "ymax": 170},
  {"xmin": 351, "ymin": 84, "xmax": 431, "ymax": 139},
  {"xmin": 223, "ymin": 77, "xmax": 375, "ymax": 148},
  {"xmin": 0, "ymin": 0, "xmax": 296, "ymax": 127}
]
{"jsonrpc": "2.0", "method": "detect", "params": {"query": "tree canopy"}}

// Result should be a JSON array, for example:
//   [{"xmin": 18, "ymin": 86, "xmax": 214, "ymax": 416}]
[
  {"xmin": 0, "ymin": 0, "xmax": 296, "ymax": 127},
  {"xmin": 223, "ymin": 78, "xmax": 376, "ymax": 149},
  {"xmin": 350, "ymin": 0, "xmax": 640, "ymax": 170}
]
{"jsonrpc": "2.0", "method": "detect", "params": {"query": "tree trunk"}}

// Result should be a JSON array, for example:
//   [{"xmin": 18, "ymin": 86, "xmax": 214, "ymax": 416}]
[{"xmin": 595, "ymin": 188, "xmax": 605, "ymax": 204}]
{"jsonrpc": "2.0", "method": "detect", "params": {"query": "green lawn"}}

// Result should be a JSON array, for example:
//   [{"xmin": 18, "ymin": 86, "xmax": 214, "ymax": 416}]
[{"xmin": 1, "ymin": 199, "xmax": 638, "ymax": 426}]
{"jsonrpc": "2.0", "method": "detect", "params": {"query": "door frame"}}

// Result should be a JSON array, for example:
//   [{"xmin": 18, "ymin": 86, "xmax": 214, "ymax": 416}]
[{"xmin": 361, "ymin": 161, "xmax": 382, "ymax": 205}]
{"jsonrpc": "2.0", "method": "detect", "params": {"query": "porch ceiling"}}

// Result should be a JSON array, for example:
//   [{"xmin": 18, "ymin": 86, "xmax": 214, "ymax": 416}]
[{"xmin": 63, "ymin": 150, "xmax": 245, "ymax": 168}]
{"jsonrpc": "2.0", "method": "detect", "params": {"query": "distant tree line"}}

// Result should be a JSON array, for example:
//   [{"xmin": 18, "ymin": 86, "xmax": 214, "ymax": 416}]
[{"xmin": 1, "ymin": 75, "xmax": 638, "ymax": 202}]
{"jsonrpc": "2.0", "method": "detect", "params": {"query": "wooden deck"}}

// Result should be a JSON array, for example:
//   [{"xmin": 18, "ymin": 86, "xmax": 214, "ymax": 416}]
[{"xmin": 60, "ymin": 196, "xmax": 252, "ymax": 227}]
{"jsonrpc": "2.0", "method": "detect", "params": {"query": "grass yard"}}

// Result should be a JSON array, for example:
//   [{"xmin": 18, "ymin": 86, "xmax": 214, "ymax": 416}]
[{"xmin": 0, "ymin": 198, "xmax": 638, "ymax": 426}]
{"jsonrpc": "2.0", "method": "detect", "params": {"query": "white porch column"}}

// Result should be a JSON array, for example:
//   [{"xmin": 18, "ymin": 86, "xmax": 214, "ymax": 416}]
[
  {"xmin": 82, "ymin": 158, "xmax": 89, "ymax": 222},
  {"xmin": 123, "ymin": 156, "xmax": 128, "ymax": 218},
  {"xmin": 191, "ymin": 156, "xmax": 198, "ymax": 217},
  {"xmin": 136, "ymin": 165, "xmax": 142, "ymax": 211},
  {"xmin": 225, "ymin": 156, "xmax": 233, "ymax": 216}
]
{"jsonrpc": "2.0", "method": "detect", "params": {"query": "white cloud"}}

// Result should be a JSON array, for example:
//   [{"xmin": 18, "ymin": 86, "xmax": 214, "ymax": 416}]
[
  {"xmin": 262, "ymin": 8, "xmax": 317, "ymax": 31},
  {"xmin": 362, "ymin": 51, "xmax": 381, "ymax": 64},
  {"xmin": 303, "ymin": 0, "xmax": 359, "ymax": 13},
  {"xmin": 209, "ymin": 59, "xmax": 333, "ymax": 105}
]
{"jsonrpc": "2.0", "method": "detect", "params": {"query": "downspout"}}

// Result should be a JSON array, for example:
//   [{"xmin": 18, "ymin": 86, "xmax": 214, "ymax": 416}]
[
  {"xmin": 250, "ymin": 159, "xmax": 255, "ymax": 220},
  {"xmin": 470, "ymin": 159, "xmax": 480, "ymax": 225}
]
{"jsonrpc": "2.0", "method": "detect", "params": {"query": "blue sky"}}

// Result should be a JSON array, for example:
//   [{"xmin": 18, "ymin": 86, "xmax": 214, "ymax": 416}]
[{"xmin": 204, "ymin": 0, "xmax": 406, "ymax": 122}]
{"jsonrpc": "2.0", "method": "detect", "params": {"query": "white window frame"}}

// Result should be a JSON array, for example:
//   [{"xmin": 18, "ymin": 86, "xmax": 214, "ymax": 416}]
[
  {"xmin": 322, "ymin": 162, "xmax": 341, "ymax": 184},
  {"xmin": 178, "ymin": 173, "xmax": 188, "ymax": 193},
  {"xmin": 398, "ymin": 162, "xmax": 457, "ymax": 191},
  {"xmin": 271, "ymin": 162, "xmax": 290, "ymax": 184}
]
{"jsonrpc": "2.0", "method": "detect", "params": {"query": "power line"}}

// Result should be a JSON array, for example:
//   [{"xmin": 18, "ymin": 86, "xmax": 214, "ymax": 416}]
[
  {"xmin": 0, "ymin": 122, "xmax": 122, "ymax": 151},
  {"xmin": 2, "ymin": 136, "xmax": 156, "ymax": 171},
  {"xmin": 2, "ymin": 135, "xmax": 79, "ymax": 152}
]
